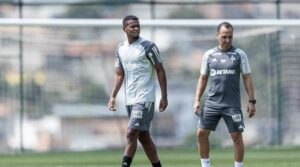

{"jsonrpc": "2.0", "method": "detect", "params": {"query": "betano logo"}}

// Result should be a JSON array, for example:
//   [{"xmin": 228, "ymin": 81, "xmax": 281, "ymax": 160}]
[
  {"xmin": 210, "ymin": 69, "xmax": 236, "ymax": 76},
  {"xmin": 124, "ymin": 63, "xmax": 141, "ymax": 69}
]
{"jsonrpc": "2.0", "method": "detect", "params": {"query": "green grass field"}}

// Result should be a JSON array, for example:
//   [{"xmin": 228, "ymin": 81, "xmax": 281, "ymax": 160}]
[{"xmin": 0, "ymin": 147, "xmax": 299, "ymax": 167}]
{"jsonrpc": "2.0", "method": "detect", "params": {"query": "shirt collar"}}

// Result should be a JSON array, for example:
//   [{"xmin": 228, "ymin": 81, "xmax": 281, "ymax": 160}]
[{"xmin": 125, "ymin": 37, "xmax": 141, "ymax": 46}]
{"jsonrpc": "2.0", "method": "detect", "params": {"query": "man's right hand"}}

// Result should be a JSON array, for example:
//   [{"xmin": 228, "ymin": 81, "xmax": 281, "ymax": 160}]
[
  {"xmin": 193, "ymin": 101, "xmax": 201, "ymax": 116},
  {"xmin": 159, "ymin": 97, "xmax": 168, "ymax": 112},
  {"xmin": 108, "ymin": 97, "xmax": 116, "ymax": 111}
]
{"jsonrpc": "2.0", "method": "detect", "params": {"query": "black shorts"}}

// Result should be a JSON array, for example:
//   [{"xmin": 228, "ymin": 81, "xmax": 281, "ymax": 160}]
[
  {"xmin": 126, "ymin": 102, "xmax": 154, "ymax": 131},
  {"xmin": 198, "ymin": 105, "xmax": 245, "ymax": 133}
]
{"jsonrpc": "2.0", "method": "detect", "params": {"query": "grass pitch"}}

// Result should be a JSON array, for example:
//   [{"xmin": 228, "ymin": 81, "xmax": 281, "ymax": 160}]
[{"xmin": 0, "ymin": 147, "xmax": 299, "ymax": 167}]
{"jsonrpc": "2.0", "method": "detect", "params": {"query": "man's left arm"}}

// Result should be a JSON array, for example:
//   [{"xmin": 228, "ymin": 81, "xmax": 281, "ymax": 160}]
[
  {"xmin": 242, "ymin": 74, "xmax": 256, "ymax": 118},
  {"xmin": 154, "ymin": 64, "xmax": 168, "ymax": 112}
]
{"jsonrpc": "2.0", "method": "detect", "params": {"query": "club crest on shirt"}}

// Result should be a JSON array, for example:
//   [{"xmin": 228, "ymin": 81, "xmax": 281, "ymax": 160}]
[{"xmin": 230, "ymin": 55, "xmax": 236, "ymax": 62}]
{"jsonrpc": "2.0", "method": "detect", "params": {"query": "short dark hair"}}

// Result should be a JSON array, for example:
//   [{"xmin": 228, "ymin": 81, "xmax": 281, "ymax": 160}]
[
  {"xmin": 123, "ymin": 15, "xmax": 139, "ymax": 27},
  {"xmin": 217, "ymin": 22, "xmax": 233, "ymax": 32}
]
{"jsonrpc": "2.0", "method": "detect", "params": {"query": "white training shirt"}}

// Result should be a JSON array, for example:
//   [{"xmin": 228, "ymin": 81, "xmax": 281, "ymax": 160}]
[{"xmin": 115, "ymin": 37, "xmax": 163, "ymax": 105}]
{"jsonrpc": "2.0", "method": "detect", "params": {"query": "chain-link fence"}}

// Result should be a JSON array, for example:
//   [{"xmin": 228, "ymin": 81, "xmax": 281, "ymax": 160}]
[
  {"xmin": 0, "ymin": 24, "xmax": 299, "ymax": 152},
  {"xmin": 0, "ymin": 0, "xmax": 300, "ymax": 152}
]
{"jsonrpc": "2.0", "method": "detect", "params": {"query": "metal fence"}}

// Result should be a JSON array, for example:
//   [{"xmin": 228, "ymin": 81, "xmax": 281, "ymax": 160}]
[
  {"xmin": 0, "ymin": 22, "xmax": 299, "ymax": 153},
  {"xmin": 0, "ymin": 0, "xmax": 300, "ymax": 152}
]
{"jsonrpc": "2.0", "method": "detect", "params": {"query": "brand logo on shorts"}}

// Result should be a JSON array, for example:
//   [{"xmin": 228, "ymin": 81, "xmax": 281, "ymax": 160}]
[
  {"xmin": 238, "ymin": 125, "xmax": 244, "ymax": 130},
  {"xmin": 132, "ymin": 110, "xmax": 143, "ymax": 119},
  {"xmin": 134, "ymin": 122, "xmax": 139, "ymax": 127},
  {"xmin": 232, "ymin": 114, "xmax": 242, "ymax": 122}
]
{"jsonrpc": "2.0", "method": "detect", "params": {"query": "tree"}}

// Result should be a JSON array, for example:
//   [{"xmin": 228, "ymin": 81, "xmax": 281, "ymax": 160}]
[
  {"xmin": 57, "ymin": 6, "xmax": 104, "ymax": 18},
  {"xmin": 168, "ymin": 6, "xmax": 204, "ymax": 19}
]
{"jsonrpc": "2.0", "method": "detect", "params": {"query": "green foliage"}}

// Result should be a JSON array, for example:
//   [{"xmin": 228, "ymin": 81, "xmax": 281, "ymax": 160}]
[
  {"xmin": 59, "ymin": 6, "xmax": 104, "ymax": 18},
  {"xmin": 168, "ymin": 7, "xmax": 204, "ymax": 19},
  {"xmin": 0, "ymin": 74, "xmax": 9, "ymax": 98},
  {"xmin": 80, "ymin": 81, "xmax": 108, "ymax": 104}
]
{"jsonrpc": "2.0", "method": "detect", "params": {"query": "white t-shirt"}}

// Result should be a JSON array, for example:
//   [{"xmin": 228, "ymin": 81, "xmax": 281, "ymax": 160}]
[{"xmin": 115, "ymin": 37, "xmax": 163, "ymax": 105}]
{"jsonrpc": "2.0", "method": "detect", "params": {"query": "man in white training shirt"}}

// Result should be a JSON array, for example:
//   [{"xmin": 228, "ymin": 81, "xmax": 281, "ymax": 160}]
[{"xmin": 108, "ymin": 15, "xmax": 168, "ymax": 167}]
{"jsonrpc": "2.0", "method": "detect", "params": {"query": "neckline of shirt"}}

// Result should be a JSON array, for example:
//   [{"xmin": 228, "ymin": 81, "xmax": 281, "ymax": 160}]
[
  {"xmin": 125, "ymin": 37, "xmax": 141, "ymax": 46},
  {"xmin": 216, "ymin": 46, "xmax": 233, "ymax": 52}
]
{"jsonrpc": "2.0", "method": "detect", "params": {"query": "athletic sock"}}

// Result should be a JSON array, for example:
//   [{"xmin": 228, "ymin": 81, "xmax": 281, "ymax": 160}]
[
  {"xmin": 152, "ymin": 161, "xmax": 162, "ymax": 167},
  {"xmin": 200, "ymin": 158, "xmax": 210, "ymax": 167},
  {"xmin": 234, "ymin": 161, "xmax": 243, "ymax": 167},
  {"xmin": 121, "ymin": 156, "xmax": 132, "ymax": 167}
]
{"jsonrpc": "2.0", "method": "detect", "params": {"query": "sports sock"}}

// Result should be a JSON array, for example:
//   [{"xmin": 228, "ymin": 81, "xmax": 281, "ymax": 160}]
[
  {"xmin": 234, "ymin": 161, "xmax": 243, "ymax": 167},
  {"xmin": 201, "ymin": 158, "xmax": 210, "ymax": 167},
  {"xmin": 121, "ymin": 156, "xmax": 132, "ymax": 167},
  {"xmin": 152, "ymin": 161, "xmax": 162, "ymax": 167}
]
